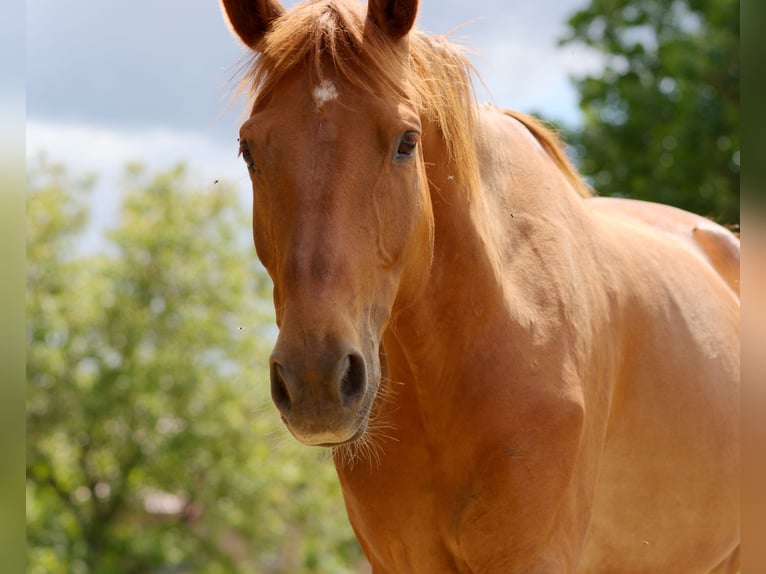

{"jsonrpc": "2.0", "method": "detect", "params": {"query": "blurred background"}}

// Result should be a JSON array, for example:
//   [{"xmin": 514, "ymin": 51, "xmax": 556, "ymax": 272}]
[{"xmin": 26, "ymin": 0, "xmax": 739, "ymax": 572}]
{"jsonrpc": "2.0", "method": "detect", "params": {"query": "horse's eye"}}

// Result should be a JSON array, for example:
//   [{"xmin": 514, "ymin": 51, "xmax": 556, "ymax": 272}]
[
  {"xmin": 396, "ymin": 131, "xmax": 419, "ymax": 158},
  {"xmin": 239, "ymin": 140, "xmax": 256, "ymax": 173}
]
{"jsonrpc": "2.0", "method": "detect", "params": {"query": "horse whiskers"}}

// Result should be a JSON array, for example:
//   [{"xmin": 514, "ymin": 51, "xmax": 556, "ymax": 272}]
[
  {"xmin": 374, "ymin": 376, "xmax": 403, "ymax": 408},
  {"xmin": 332, "ymin": 386, "xmax": 400, "ymax": 471},
  {"xmin": 380, "ymin": 373, "xmax": 406, "ymax": 387},
  {"xmin": 263, "ymin": 424, "xmax": 292, "ymax": 449},
  {"xmin": 333, "ymin": 430, "xmax": 386, "ymax": 471}
]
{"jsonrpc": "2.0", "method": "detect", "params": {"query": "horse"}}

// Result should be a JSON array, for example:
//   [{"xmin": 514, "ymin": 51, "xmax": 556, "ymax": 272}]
[{"xmin": 219, "ymin": 0, "xmax": 740, "ymax": 571}]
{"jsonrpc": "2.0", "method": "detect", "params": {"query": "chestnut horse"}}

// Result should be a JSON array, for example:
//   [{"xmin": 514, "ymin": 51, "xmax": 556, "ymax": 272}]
[{"xmin": 220, "ymin": 0, "xmax": 740, "ymax": 571}]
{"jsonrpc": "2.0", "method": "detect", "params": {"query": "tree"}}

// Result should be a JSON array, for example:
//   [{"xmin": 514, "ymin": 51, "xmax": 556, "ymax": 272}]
[
  {"xmin": 561, "ymin": 0, "xmax": 739, "ymax": 225},
  {"xmin": 26, "ymin": 159, "xmax": 367, "ymax": 573}
]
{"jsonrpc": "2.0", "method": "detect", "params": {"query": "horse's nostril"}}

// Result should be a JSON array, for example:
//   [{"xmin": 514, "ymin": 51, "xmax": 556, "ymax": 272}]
[
  {"xmin": 270, "ymin": 362, "xmax": 292, "ymax": 414},
  {"xmin": 339, "ymin": 352, "xmax": 367, "ymax": 406}
]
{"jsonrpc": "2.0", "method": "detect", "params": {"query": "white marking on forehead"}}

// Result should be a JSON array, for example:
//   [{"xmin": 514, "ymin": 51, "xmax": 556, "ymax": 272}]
[{"xmin": 313, "ymin": 80, "xmax": 339, "ymax": 107}]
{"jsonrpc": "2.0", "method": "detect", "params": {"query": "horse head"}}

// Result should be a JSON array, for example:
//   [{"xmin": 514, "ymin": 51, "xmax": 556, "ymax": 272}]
[{"xmin": 222, "ymin": 0, "xmax": 433, "ymax": 446}]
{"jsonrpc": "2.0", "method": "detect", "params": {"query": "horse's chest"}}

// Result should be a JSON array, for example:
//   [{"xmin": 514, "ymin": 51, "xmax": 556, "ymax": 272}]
[{"xmin": 337, "ymin": 449, "xmax": 479, "ymax": 572}]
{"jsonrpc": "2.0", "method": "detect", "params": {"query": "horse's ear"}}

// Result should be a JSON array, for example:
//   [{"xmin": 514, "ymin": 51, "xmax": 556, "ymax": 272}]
[
  {"xmin": 366, "ymin": 0, "xmax": 418, "ymax": 40},
  {"xmin": 220, "ymin": 0, "xmax": 285, "ymax": 48}
]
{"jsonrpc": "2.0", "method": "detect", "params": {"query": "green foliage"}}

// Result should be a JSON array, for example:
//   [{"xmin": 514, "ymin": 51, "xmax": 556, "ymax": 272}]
[
  {"xmin": 27, "ymin": 159, "xmax": 368, "ymax": 573},
  {"xmin": 561, "ymin": 0, "xmax": 739, "ymax": 224}
]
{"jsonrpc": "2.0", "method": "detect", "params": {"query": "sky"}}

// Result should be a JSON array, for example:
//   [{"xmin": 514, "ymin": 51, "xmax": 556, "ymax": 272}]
[{"xmin": 26, "ymin": 0, "xmax": 601, "ymax": 240}]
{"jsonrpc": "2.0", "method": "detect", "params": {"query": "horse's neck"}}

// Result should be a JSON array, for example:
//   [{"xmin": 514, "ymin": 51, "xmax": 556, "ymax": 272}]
[{"xmin": 382, "ymin": 106, "xmax": 592, "ymax": 428}]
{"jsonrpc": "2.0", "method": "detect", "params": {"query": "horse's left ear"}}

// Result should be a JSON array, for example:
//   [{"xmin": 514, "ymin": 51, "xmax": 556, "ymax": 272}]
[
  {"xmin": 220, "ymin": 0, "xmax": 285, "ymax": 48},
  {"xmin": 367, "ymin": 0, "xmax": 419, "ymax": 39}
]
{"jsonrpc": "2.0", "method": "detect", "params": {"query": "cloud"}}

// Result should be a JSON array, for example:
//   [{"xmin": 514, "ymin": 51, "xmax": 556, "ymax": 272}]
[
  {"xmin": 27, "ymin": 0, "xmax": 244, "ymax": 142},
  {"xmin": 472, "ymin": 33, "xmax": 602, "ymax": 123}
]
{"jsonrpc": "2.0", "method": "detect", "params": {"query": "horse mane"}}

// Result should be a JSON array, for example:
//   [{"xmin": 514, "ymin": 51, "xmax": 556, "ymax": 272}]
[
  {"xmin": 504, "ymin": 110, "xmax": 593, "ymax": 198},
  {"xmin": 238, "ymin": 0, "xmax": 589, "ymax": 199}
]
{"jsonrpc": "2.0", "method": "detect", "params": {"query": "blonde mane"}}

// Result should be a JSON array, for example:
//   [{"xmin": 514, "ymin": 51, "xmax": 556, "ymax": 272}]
[{"xmin": 239, "ymin": 0, "xmax": 590, "ymax": 198}]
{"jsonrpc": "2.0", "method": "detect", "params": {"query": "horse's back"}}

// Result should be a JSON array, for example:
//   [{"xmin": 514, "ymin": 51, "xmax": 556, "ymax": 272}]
[
  {"xmin": 579, "ymin": 197, "xmax": 739, "ymax": 572},
  {"xmin": 587, "ymin": 196, "xmax": 740, "ymax": 296}
]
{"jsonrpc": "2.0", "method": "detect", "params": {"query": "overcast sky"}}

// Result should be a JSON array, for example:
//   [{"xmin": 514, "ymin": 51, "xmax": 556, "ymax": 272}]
[{"xmin": 27, "ymin": 0, "xmax": 600, "ymax": 239}]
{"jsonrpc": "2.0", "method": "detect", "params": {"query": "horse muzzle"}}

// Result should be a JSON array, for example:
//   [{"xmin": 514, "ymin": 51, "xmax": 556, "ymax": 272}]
[{"xmin": 269, "ymin": 338, "xmax": 374, "ymax": 446}]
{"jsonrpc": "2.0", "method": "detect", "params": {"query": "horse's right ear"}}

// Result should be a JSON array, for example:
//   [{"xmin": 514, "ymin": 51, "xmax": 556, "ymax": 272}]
[{"xmin": 220, "ymin": 0, "xmax": 285, "ymax": 48}]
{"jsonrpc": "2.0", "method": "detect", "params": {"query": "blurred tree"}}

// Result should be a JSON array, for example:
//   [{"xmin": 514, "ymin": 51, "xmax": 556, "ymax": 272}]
[
  {"xmin": 26, "ymin": 159, "xmax": 367, "ymax": 573},
  {"xmin": 561, "ymin": 0, "xmax": 739, "ymax": 225}
]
